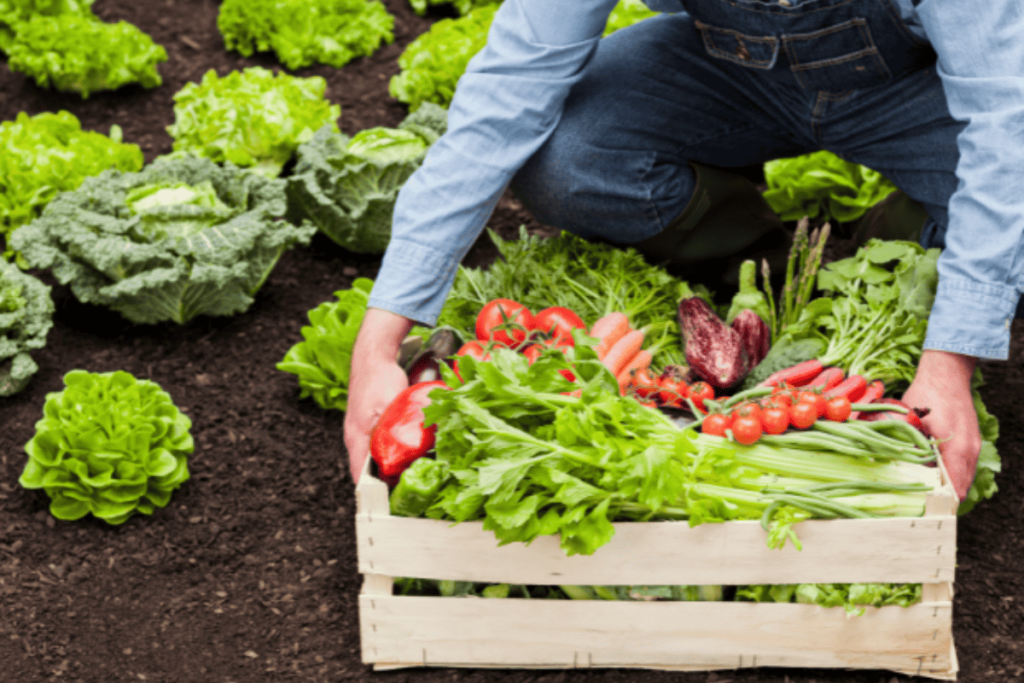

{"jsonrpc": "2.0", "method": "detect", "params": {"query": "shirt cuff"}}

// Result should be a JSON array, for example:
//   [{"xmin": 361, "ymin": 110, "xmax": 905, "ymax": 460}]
[
  {"xmin": 367, "ymin": 236, "xmax": 463, "ymax": 326},
  {"xmin": 922, "ymin": 276, "xmax": 1018, "ymax": 360}
]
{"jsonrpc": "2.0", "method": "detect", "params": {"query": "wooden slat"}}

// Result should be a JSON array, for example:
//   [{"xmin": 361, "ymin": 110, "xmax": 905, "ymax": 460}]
[
  {"xmin": 357, "ymin": 514, "xmax": 956, "ymax": 586},
  {"xmin": 361, "ymin": 596, "xmax": 953, "ymax": 676}
]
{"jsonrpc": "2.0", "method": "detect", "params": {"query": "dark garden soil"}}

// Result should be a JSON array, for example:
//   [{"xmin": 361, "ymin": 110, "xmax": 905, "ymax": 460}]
[{"xmin": 1, "ymin": 2, "xmax": 1022, "ymax": 682}]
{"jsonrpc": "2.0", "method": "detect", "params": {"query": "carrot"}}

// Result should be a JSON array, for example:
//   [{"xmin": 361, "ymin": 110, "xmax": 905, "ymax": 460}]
[
  {"xmin": 590, "ymin": 312, "xmax": 630, "ymax": 359},
  {"xmin": 616, "ymin": 349, "xmax": 652, "ymax": 393},
  {"xmin": 603, "ymin": 329, "xmax": 645, "ymax": 377}
]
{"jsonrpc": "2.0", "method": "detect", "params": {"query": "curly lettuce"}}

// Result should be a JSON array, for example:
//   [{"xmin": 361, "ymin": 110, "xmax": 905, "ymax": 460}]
[
  {"xmin": 6, "ymin": 14, "xmax": 167, "ymax": 98},
  {"xmin": 0, "ymin": 257, "xmax": 53, "ymax": 396},
  {"xmin": 285, "ymin": 103, "xmax": 447, "ymax": 253},
  {"xmin": 0, "ymin": 0, "xmax": 94, "ymax": 51},
  {"xmin": 167, "ymin": 67, "xmax": 341, "ymax": 178},
  {"xmin": 218, "ymin": 0, "xmax": 394, "ymax": 70},
  {"xmin": 18, "ymin": 370, "xmax": 192, "ymax": 525},
  {"xmin": 0, "ymin": 111, "xmax": 143, "ymax": 264},
  {"xmin": 11, "ymin": 154, "xmax": 316, "ymax": 325},
  {"xmin": 389, "ymin": 4, "xmax": 498, "ymax": 111},
  {"xmin": 277, "ymin": 278, "xmax": 373, "ymax": 411},
  {"xmin": 763, "ymin": 150, "xmax": 897, "ymax": 222}
]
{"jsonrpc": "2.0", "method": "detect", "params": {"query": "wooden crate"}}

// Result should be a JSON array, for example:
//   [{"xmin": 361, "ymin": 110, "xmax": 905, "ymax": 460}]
[{"xmin": 356, "ymin": 457, "xmax": 959, "ymax": 680}]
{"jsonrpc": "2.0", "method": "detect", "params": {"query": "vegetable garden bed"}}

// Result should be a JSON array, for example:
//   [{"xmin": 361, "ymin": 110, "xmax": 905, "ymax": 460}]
[{"xmin": 1, "ymin": 2, "xmax": 1023, "ymax": 683}]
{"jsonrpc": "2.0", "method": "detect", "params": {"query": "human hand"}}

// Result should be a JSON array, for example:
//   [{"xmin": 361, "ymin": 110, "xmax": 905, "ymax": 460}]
[
  {"xmin": 902, "ymin": 350, "xmax": 980, "ymax": 501},
  {"xmin": 343, "ymin": 309, "xmax": 414, "ymax": 483}
]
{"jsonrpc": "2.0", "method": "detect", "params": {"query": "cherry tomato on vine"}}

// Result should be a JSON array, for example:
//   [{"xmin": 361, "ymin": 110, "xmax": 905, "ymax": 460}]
[
  {"xmin": 688, "ymin": 382, "xmax": 714, "ymax": 412},
  {"xmin": 476, "ymin": 299, "xmax": 535, "ymax": 347},
  {"xmin": 760, "ymin": 406, "xmax": 790, "ymax": 435},
  {"xmin": 632, "ymin": 369, "xmax": 661, "ymax": 399},
  {"xmin": 731, "ymin": 402, "xmax": 762, "ymax": 421},
  {"xmin": 522, "ymin": 344, "xmax": 543, "ymax": 364},
  {"xmin": 657, "ymin": 376, "xmax": 688, "ymax": 408},
  {"xmin": 789, "ymin": 401, "xmax": 818, "ymax": 429},
  {"xmin": 701, "ymin": 413, "xmax": 731, "ymax": 437},
  {"xmin": 795, "ymin": 391, "xmax": 828, "ymax": 418},
  {"xmin": 732, "ymin": 416, "xmax": 763, "ymax": 445},
  {"xmin": 770, "ymin": 389, "xmax": 794, "ymax": 406},
  {"xmin": 825, "ymin": 396, "xmax": 853, "ymax": 422},
  {"xmin": 532, "ymin": 307, "xmax": 586, "ymax": 346}
]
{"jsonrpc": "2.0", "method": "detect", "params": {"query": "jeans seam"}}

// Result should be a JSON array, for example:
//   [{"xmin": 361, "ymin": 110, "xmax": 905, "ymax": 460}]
[
  {"xmin": 696, "ymin": 20, "xmax": 779, "ymax": 69},
  {"xmin": 709, "ymin": 0, "xmax": 859, "ymax": 18}
]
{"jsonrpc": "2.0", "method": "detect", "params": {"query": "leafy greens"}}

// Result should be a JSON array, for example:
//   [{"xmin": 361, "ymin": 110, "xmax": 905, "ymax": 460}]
[
  {"xmin": 11, "ymin": 154, "xmax": 316, "ymax": 325},
  {"xmin": 277, "ymin": 278, "xmax": 373, "ymax": 411},
  {"xmin": 763, "ymin": 151, "xmax": 897, "ymax": 223},
  {"xmin": 0, "ymin": 110, "xmax": 143, "ymax": 265},
  {"xmin": 218, "ymin": 0, "xmax": 394, "ymax": 71},
  {"xmin": 0, "ymin": 257, "xmax": 53, "ymax": 396},
  {"xmin": 285, "ymin": 103, "xmax": 447, "ymax": 253},
  {"xmin": 0, "ymin": 0, "xmax": 94, "ymax": 51},
  {"xmin": 167, "ymin": 67, "xmax": 341, "ymax": 178}
]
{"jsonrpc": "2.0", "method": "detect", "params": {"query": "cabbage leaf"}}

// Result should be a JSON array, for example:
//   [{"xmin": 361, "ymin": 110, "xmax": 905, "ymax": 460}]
[
  {"xmin": 0, "ymin": 257, "xmax": 53, "ymax": 396},
  {"xmin": 11, "ymin": 155, "xmax": 316, "ymax": 325}
]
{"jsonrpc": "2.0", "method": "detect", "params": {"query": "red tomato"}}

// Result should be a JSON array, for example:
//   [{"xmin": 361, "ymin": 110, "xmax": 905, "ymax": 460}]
[
  {"xmin": 731, "ymin": 402, "xmax": 762, "ymax": 420},
  {"xmin": 770, "ymin": 389, "xmax": 794, "ymax": 406},
  {"xmin": 533, "ymin": 307, "xmax": 586, "ymax": 346},
  {"xmin": 732, "ymin": 416, "xmax": 763, "ymax": 445},
  {"xmin": 825, "ymin": 396, "xmax": 853, "ymax": 422},
  {"xmin": 789, "ymin": 401, "xmax": 818, "ymax": 429},
  {"xmin": 522, "ymin": 344, "xmax": 542, "ymax": 364},
  {"xmin": 632, "ymin": 369, "xmax": 660, "ymax": 399},
  {"xmin": 795, "ymin": 391, "xmax": 828, "ymax": 418},
  {"xmin": 760, "ymin": 406, "xmax": 790, "ymax": 435},
  {"xmin": 656, "ymin": 377, "xmax": 688, "ymax": 408},
  {"xmin": 457, "ymin": 340, "xmax": 486, "ymax": 359},
  {"xmin": 476, "ymin": 299, "xmax": 535, "ymax": 348},
  {"xmin": 701, "ymin": 414, "xmax": 731, "ymax": 437},
  {"xmin": 688, "ymin": 381, "xmax": 714, "ymax": 412}
]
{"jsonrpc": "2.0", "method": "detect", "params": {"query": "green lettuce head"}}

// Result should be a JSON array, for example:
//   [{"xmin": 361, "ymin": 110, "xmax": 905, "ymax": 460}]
[
  {"xmin": 0, "ymin": 258, "xmax": 54, "ymax": 396},
  {"xmin": 19, "ymin": 370, "xmax": 192, "ymax": 525},
  {"xmin": 763, "ymin": 151, "xmax": 897, "ymax": 223}
]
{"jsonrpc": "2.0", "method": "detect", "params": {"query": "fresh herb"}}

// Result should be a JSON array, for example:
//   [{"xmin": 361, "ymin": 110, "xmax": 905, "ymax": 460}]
[
  {"xmin": 18, "ymin": 370, "xmax": 192, "ymax": 525},
  {"xmin": 736, "ymin": 582, "xmax": 922, "ymax": 616}
]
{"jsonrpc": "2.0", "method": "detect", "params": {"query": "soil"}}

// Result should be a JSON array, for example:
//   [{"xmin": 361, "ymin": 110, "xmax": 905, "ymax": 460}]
[{"xmin": 1, "ymin": 2, "xmax": 1021, "ymax": 682}]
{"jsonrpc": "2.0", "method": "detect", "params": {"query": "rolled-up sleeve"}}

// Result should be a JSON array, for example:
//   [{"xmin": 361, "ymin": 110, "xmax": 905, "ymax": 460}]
[
  {"xmin": 914, "ymin": 0, "xmax": 1024, "ymax": 359},
  {"xmin": 368, "ymin": 0, "xmax": 620, "ymax": 325}
]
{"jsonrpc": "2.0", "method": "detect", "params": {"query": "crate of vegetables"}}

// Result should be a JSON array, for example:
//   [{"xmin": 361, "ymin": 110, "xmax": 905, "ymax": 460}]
[{"xmin": 355, "ymin": 310, "xmax": 959, "ymax": 680}]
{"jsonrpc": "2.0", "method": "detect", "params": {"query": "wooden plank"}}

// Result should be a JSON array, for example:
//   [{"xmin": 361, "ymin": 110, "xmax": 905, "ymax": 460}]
[
  {"xmin": 361, "ymin": 596, "xmax": 952, "ymax": 674},
  {"xmin": 356, "ymin": 514, "xmax": 956, "ymax": 585}
]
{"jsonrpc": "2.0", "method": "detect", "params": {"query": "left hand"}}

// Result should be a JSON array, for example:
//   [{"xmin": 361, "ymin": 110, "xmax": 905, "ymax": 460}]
[{"xmin": 902, "ymin": 350, "xmax": 981, "ymax": 501}]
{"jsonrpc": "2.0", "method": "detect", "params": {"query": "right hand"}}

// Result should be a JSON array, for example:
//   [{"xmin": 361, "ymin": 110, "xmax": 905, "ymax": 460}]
[{"xmin": 343, "ymin": 308, "xmax": 414, "ymax": 483}]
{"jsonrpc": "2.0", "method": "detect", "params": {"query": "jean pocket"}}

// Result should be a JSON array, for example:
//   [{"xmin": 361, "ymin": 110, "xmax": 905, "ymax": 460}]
[
  {"xmin": 783, "ymin": 18, "xmax": 891, "ymax": 91},
  {"xmin": 695, "ymin": 20, "xmax": 779, "ymax": 70}
]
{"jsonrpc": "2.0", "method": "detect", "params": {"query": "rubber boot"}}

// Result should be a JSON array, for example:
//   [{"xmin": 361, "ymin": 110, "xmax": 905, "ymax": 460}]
[
  {"xmin": 850, "ymin": 190, "xmax": 930, "ymax": 246},
  {"xmin": 631, "ymin": 162, "xmax": 791, "ymax": 289}
]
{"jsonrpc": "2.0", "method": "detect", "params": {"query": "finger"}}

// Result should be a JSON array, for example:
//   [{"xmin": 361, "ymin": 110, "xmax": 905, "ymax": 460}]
[{"xmin": 940, "ymin": 449, "xmax": 969, "ymax": 501}]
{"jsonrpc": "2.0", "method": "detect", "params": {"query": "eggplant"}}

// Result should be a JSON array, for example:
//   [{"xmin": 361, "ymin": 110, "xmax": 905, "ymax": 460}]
[
  {"xmin": 730, "ymin": 309, "xmax": 771, "ymax": 367},
  {"xmin": 677, "ymin": 297, "xmax": 750, "ymax": 389},
  {"xmin": 403, "ymin": 328, "xmax": 462, "ymax": 384}
]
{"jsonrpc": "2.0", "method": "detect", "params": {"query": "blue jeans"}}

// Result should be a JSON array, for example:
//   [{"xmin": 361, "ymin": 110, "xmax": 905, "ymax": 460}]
[{"xmin": 510, "ymin": 10, "xmax": 963, "ymax": 253}]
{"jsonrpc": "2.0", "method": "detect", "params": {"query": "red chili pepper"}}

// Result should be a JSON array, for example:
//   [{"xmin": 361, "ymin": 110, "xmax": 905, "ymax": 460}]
[
  {"xmin": 850, "ymin": 380, "xmax": 885, "ymax": 420},
  {"xmin": 823, "ymin": 375, "xmax": 867, "ymax": 402},
  {"xmin": 370, "ymin": 381, "xmax": 448, "ymax": 485},
  {"xmin": 758, "ymin": 360, "xmax": 823, "ymax": 388},
  {"xmin": 806, "ymin": 367, "xmax": 845, "ymax": 391}
]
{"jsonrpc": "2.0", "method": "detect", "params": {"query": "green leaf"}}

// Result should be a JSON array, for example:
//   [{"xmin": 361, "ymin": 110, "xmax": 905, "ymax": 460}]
[{"xmin": 763, "ymin": 151, "xmax": 897, "ymax": 222}]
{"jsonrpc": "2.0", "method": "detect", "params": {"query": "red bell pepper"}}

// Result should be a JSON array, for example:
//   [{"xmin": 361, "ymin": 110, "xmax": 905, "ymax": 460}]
[{"xmin": 370, "ymin": 380, "xmax": 448, "ymax": 484}]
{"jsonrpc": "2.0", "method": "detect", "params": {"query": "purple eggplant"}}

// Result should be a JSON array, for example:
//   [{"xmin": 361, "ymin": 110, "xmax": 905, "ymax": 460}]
[
  {"xmin": 678, "ymin": 297, "xmax": 750, "ymax": 389},
  {"xmin": 730, "ymin": 309, "xmax": 771, "ymax": 368}
]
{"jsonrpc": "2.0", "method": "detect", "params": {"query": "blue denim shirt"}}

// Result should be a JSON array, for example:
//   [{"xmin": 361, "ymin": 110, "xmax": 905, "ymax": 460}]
[{"xmin": 369, "ymin": 0, "xmax": 1023, "ymax": 360}]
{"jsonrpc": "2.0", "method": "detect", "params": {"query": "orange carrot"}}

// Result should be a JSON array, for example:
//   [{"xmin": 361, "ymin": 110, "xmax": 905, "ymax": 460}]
[
  {"xmin": 591, "ymin": 312, "xmax": 630, "ymax": 359},
  {"xmin": 616, "ymin": 349, "xmax": 652, "ymax": 393},
  {"xmin": 604, "ymin": 329, "xmax": 645, "ymax": 377}
]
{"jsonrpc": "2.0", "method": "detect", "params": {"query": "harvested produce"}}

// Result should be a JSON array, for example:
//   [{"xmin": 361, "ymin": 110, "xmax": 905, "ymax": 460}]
[
  {"xmin": 390, "ymin": 457, "xmax": 448, "ymax": 517},
  {"xmin": 286, "ymin": 104, "xmax": 447, "ymax": 253},
  {"xmin": 0, "ymin": 257, "xmax": 54, "ymax": 396},
  {"xmin": 0, "ymin": 111, "xmax": 143, "ymax": 264},
  {"xmin": 218, "ymin": 0, "xmax": 394, "ymax": 70},
  {"xmin": 18, "ymin": 370, "xmax": 192, "ymax": 525},
  {"xmin": 11, "ymin": 155, "xmax": 316, "ymax": 325},
  {"xmin": 277, "ymin": 278, "xmax": 373, "ymax": 411},
  {"xmin": 763, "ymin": 151, "xmax": 897, "ymax": 223},
  {"xmin": 371, "ymin": 380, "xmax": 448, "ymax": 484},
  {"xmin": 741, "ymin": 339, "xmax": 826, "ymax": 390},
  {"xmin": 730, "ymin": 308, "xmax": 770, "ymax": 367},
  {"xmin": 475, "ymin": 298, "xmax": 534, "ymax": 347},
  {"xmin": 168, "ymin": 67, "xmax": 341, "ymax": 177},
  {"xmin": 678, "ymin": 297, "xmax": 749, "ymax": 389},
  {"xmin": 737, "ymin": 582, "xmax": 921, "ymax": 616}
]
